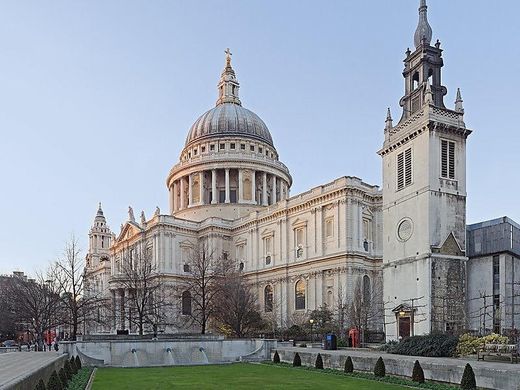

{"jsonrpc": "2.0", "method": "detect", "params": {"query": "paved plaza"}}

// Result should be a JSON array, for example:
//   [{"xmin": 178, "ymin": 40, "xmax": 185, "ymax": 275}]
[{"xmin": 0, "ymin": 352, "xmax": 63, "ymax": 390}]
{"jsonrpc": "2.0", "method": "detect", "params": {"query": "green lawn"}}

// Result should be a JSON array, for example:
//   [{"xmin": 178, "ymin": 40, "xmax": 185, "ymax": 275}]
[{"xmin": 92, "ymin": 363, "xmax": 408, "ymax": 389}]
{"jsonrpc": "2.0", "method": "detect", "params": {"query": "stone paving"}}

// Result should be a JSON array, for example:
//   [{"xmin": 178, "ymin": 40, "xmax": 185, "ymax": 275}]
[{"xmin": 0, "ymin": 351, "xmax": 62, "ymax": 389}]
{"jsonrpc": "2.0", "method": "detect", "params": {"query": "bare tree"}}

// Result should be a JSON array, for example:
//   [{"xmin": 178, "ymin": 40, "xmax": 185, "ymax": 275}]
[
  {"xmin": 53, "ymin": 236, "xmax": 109, "ymax": 340},
  {"xmin": 114, "ymin": 237, "xmax": 168, "ymax": 335},
  {"xmin": 0, "ymin": 276, "xmax": 16, "ymax": 341},
  {"xmin": 5, "ymin": 270, "xmax": 63, "ymax": 350},
  {"xmin": 213, "ymin": 269, "xmax": 263, "ymax": 337},
  {"xmin": 177, "ymin": 241, "xmax": 229, "ymax": 334},
  {"xmin": 349, "ymin": 277, "xmax": 384, "ymax": 346}
]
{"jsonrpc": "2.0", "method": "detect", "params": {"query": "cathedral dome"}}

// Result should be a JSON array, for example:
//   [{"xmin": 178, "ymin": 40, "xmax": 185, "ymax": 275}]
[{"xmin": 185, "ymin": 103, "xmax": 274, "ymax": 147}]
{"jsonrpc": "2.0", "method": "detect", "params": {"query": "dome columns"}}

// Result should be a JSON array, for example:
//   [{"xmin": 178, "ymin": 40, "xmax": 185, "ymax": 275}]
[{"xmin": 169, "ymin": 168, "xmax": 290, "ymax": 213}]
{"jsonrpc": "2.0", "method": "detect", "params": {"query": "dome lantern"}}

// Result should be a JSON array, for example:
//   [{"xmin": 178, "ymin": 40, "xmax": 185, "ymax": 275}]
[{"xmin": 216, "ymin": 48, "xmax": 241, "ymax": 106}]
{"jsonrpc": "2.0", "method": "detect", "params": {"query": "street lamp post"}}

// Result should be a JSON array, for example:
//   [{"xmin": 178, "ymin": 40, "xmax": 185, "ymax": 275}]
[{"xmin": 309, "ymin": 319, "xmax": 314, "ymax": 344}]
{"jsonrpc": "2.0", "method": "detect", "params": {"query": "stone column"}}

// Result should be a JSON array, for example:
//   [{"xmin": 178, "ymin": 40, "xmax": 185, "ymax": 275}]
[
  {"xmin": 262, "ymin": 172, "xmax": 268, "ymax": 206},
  {"xmin": 199, "ymin": 171, "xmax": 204, "ymax": 205},
  {"xmin": 211, "ymin": 169, "xmax": 217, "ymax": 204},
  {"xmin": 172, "ymin": 182, "xmax": 177, "ymax": 212},
  {"xmin": 168, "ymin": 185, "xmax": 173, "ymax": 214},
  {"xmin": 180, "ymin": 178, "xmax": 185, "ymax": 210},
  {"xmin": 225, "ymin": 168, "xmax": 230, "ymax": 203},
  {"xmin": 272, "ymin": 175, "xmax": 277, "ymax": 204},
  {"xmin": 188, "ymin": 174, "xmax": 193, "ymax": 207},
  {"xmin": 252, "ymin": 170, "xmax": 256, "ymax": 204},
  {"xmin": 238, "ymin": 169, "xmax": 244, "ymax": 203},
  {"xmin": 111, "ymin": 290, "xmax": 116, "ymax": 331}
]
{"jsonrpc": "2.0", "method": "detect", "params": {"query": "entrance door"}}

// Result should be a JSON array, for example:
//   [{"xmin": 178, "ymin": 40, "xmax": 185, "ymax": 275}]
[{"xmin": 398, "ymin": 317, "xmax": 411, "ymax": 339}]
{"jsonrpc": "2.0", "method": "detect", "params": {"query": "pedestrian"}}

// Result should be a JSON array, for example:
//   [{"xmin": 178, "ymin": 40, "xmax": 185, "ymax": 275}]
[{"xmin": 54, "ymin": 337, "xmax": 59, "ymax": 352}]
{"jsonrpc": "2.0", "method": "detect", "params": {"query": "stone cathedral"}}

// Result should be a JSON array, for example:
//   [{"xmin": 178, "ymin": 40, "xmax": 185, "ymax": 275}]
[{"xmin": 85, "ymin": 1, "xmax": 474, "ymax": 340}]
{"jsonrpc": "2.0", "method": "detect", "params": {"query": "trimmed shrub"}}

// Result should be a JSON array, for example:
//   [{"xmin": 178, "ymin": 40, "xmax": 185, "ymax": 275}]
[
  {"xmin": 412, "ymin": 360, "xmax": 425, "ymax": 383},
  {"xmin": 391, "ymin": 333, "xmax": 458, "ymax": 357},
  {"xmin": 64, "ymin": 360, "xmax": 73, "ymax": 380},
  {"xmin": 344, "ymin": 356, "xmax": 354, "ymax": 373},
  {"xmin": 460, "ymin": 363, "xmax": 477, "ymax": 390},
  {"xmin": 35, "ymin": 378, "xmax": 46, "ymax": 390},
  {"xmin": 46, "ymin": 371, "xmax": 62, "ymax": 390},
  {"xmin": 75, "ymin": 356, "xmax": 82, "ymax": 370},
  {"xmin": 58, "ymin": 368, "xmax": 68, "ymax": 389},
  {"xmin": 70, "ymin": 356, "xmax": 77, "ymax": 374},
  {"xmin": 273, "ymin": 350, "xmax": 280, "ymax": 363},
  {"xmin": 315, "ymin": 353, "xmax": 323, "ymax": 369},
  {"xmin": 293, "ymin": 352, "xmax": 301, "ymax": 367},
  {"xmin": 374, "ymin": 356, "xmax": 386, "ymax": 378}
]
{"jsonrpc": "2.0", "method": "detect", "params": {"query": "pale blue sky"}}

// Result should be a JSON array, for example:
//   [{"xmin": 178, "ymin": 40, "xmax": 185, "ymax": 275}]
[{"xmin": 0, "ymin": 1, "xmax": 518, "ymax": 275}]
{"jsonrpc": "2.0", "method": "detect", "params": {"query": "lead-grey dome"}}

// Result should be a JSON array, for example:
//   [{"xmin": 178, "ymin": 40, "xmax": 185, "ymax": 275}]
[{"xmin": 185, "ymin": 102, "xmax": 274, "ymax": 147}]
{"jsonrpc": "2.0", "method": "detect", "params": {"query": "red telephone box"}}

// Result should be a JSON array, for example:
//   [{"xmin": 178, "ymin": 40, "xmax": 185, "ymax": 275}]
[{"xmin": 348, "ymin": 328, "xmax": 360, "ymax": 348}]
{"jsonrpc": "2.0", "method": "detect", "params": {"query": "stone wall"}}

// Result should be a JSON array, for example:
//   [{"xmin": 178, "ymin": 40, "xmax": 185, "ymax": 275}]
[
  {"xmin": 274, "ymin": 347, "xmax": 520, "ymax": 390},
  {"xmin": 7, "ymin": 354, "xmax": 68, "ymax": 390},
  {"xmin": 62, "ymin": 339, "xmax": 276, "ymax": 367}
]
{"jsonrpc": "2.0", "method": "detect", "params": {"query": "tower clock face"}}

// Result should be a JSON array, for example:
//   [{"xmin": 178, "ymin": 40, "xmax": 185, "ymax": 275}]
[{"xmin": 397, "ymin": 218, "xmax": 413, "ymax": 241}]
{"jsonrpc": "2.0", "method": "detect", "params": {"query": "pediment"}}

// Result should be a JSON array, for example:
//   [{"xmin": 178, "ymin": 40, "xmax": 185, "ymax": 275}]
[
  {"xmin": 235, "ymin": 237, "xmax": 247, "ymax": 246},
  {"xmin": 179, "ymin": 239, "xmax": 194, "ymax": 249},
  {"xmin": 433, "ymin": 232, "xmax": 464, "ymax": 257},
  {"xmin": 291, "ymin": 218, "xmax": 308, "ymax": 229},
  {"xmin": 117, "ymin": 222, "xmax": 142, "ymax": 242},
  {"xmin": 261, "ymin": 229, "xmax": 274, "ymax": 238}
]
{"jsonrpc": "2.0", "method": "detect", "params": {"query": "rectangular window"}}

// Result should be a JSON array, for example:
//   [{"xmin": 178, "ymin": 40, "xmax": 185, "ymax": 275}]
[
  {"xmin": 193, "ymin": 149, "xmax": 197, "ymax": 155},
  {"xmin": 264, "ymin": 237, "xmax": 272, "ymax": 256},
  {"xmin": 210, "ymin": 144, "xmax": 215, "ymax": 151},
  {"xmin": 219, "ymin": 143, "xmax": 225, "ymax": 150},
  {"xmin": 250, "ymin": 145, "xmax": 255, "ymax": 151},
  {"xmin": 241, "ymin": 144, "xmax": 245, "ymax": 150},
  {"xmin": 325, "ymin": 219, "xmax": 334, "ymax": 237},
  {"xmin": 259, "ymin": 147, "xmax": 263, "ymax": 153},
  {"xmin": 201, "ymin": 146, "xmax": 206, "ymax": 153},
  {"xmin": 441, "ymin": 139, "xmax": 456, "ymax": 179},
  {"xmin": 230, "ymin": 143, "xmax": 235, "ymax": 149},
  {"xmin": 397, "ymin": 147, "xmax": 412, "ymax": 190}
]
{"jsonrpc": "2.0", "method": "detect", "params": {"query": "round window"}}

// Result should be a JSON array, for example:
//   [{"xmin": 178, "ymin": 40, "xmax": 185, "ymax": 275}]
[{"xmin": 397, "ymin": 219, "xmax": 413, "ymax": 241}]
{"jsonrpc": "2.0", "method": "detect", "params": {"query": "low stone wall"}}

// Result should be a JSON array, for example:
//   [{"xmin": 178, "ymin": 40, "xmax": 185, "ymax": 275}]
[
  {"xmin": 62, "ymin": 338, "xmax": 276, "ymax": 367},
  {"xmin": 274, "ymin": 347, "xmax": 520, "ymax": 390},
  {"xmin": 3, "ymin": 354, "xmax": 68, "ymax": 390}
]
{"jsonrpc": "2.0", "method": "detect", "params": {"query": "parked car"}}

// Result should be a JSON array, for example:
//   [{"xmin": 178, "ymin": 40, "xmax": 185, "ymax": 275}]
[{"xmin": 1, "ymin": 340, "xmax": 17, "ymax": 347}]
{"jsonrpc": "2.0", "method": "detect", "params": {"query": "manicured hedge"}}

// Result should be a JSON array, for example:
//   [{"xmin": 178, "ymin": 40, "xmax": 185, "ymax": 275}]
[
  {"xmin": 412, "ymin": 360, "xmax": 425, "ymax": 383},
  {"xmin": 315, "ymin": 353, "xmax": 323, "ymax": 369},
  {"xmin": 391, "ymin": 334, "xmax": 458, "ymax": 357},
  {"xmin": 344, "ymin": 356, "xmax": 353, "ymax": 373}
]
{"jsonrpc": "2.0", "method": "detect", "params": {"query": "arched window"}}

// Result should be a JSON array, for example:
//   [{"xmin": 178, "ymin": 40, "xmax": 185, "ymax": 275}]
[
  {"xmin": 363, "ymin": 275, "xmax": 371, "ymax": 305},
  {"xmin": 264, "ymin": 285, "xmax": 273, "ymax": 313},
  {"xmin": 295, "ymin": 280, "xmax": 306, "ymax": 310},
  {"xmin": 412, "ymin": 72, "xmax": 420, "ymax": 90},
  {"xmin": 182, "ymin": 291, "xmax": 192, "ymax": 315}
]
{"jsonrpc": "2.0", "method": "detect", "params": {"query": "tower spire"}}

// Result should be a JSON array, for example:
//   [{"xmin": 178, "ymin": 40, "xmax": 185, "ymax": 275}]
[
  {"xmin": 216, "ymin": 48, "xmax": 241, "ymax": 106},
  {"xmin": 97, "ymin": 202, "xmax": 104, "ymax": 216},
  {"xmin": 414, "ymin": 0, "xmax": 432, "ymax": 48},
  {"xmin": 385, "ymin": 108, "xmax": 393, "ymax": 131},
  {"xmin": 455, "ymin": 88, "xmax": 464, "ymax": 114}
]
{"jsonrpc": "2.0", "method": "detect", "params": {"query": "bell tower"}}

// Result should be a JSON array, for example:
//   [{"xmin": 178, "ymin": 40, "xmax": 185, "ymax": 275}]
[{"xmin": 379, "ymin": 0, "xmax": 472, "ymax": 340}]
